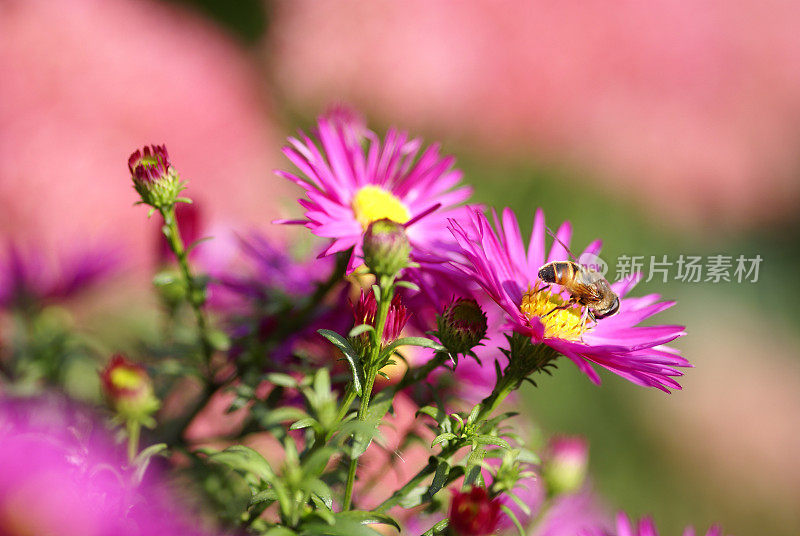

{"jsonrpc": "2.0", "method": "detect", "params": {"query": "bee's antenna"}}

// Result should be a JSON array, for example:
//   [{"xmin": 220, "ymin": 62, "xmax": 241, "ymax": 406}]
[{"xmin": 545, "ymin": 225, "xmax": 580, "ymax": 263}]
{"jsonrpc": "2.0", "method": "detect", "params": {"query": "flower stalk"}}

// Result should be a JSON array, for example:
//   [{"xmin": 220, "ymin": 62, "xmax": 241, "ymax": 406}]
[
  {"xmin": 158, "ymin": 204, "xmax": 214, "ymax": 372},
  {"xmin": 342, "ymin": 274, "xmax": 396, "ymax": 510}
]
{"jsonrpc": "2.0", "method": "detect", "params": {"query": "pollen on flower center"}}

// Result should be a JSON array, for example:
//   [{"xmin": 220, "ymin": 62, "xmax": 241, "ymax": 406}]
[
  {"xmin": 351, "ymin": 185, "xmax": 411, "ymax": 230},
  {"xmin": 520, "ymin": 287, "xmax": 586, "ymax": 341}
]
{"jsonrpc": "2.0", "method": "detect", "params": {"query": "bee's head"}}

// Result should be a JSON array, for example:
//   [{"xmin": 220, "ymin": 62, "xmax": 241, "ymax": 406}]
[
  {"xmin": 594, "ymin": 296, "xmax": 620, "ymax": 319},
  {"xmin": 538, "ymin": 263, "xmax": 556, "ymax": 283}
]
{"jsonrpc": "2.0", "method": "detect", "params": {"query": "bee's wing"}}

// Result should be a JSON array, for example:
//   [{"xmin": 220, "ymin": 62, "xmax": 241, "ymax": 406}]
[{"xmin": 573, "ymin": 269, "xmax": 605, "ymax": 301}]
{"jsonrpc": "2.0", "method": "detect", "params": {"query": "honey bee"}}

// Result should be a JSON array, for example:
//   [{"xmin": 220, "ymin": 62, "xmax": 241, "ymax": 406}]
[{"xmin": 537, "ymin": 227, "xmax": 619, "ymax": 331}]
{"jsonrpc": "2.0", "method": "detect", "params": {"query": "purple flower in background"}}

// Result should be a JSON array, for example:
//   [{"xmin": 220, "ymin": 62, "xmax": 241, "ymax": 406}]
[
  {"xmin": 209, "ymin": 231, "xmax": 349, "ymax": 367},
  {"xmin": 0, "ymin": 395, "xmax": 213, "ymax": 536},
  {"xmin": 449, "ymin": 207, "xmax": 688, "ymax": 392},
  {"xmin": 580, "ymin": 512, "xmax": 726, "ymax": 536},
  {"xmin": 275, "ymin": 107, "xmax": 472, "ymax": 271},
  {"xmin": 0, "ymin": 241, "xmax": 118, "ymax": 311}
]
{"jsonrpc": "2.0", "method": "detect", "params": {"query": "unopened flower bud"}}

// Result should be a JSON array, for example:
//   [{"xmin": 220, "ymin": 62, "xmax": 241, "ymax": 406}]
[
  {"xmin": 449, "ymin": 487, "xmax": 501, "ymax": 536},
  {"xmin": 128, "ymin": 144, "xmax": 181, "ymax": 208},
  {"xmin": 437, "ymin": 298, "xmax": 488, "ymax": 355},
  {"xmin": 100, "ymin": 355, "xmax": 159, "ymax": 423},
  {"xmin": 542, "ymin": 435, "xmax": 589, "ymax": 496},
  {"xmin": 352, "ymin": 290, "xmax": 410, "ymax": 351},
  {"xmin": 362, "ymin": 219, "xmax": 410, "ymax": 277}
]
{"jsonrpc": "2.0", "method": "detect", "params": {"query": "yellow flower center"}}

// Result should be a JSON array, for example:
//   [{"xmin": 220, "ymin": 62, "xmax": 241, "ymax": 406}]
[
  {"xmin": 520, "ymin": 287, "xmax": 586, "ymax": 341},
  {"xmin": 110, "ymin": 366, "xmax": 144, "ymax": 390},
  {"xmin": 351, "ymin": 185, "xmax": 411, "ymax": 230}
]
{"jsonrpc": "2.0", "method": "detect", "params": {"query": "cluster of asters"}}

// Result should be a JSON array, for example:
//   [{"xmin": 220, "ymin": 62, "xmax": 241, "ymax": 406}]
[
  {"xmin": 0, "ymin": 110, "xmax": 722, "ymax": 536},
  {"xmin": 271, "ymin": 108, "xmax": 705, "ymax": 534}
]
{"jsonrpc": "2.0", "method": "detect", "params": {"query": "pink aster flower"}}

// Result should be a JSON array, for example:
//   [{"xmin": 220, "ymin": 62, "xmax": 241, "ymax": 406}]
[
  {"xmin": 448, "ymin": 207, "xmax": 688, "ymax": 392},
  {"xmin": 0, "ymin": 396, "xmax": 214, "ymax": 536},
  {"xmin": 275, "ymin": 108, "xmax": 472, "ymax": 271},
  {"xmin": 581, "ymin": 512, "xmax": 726, "ymax": 536}
]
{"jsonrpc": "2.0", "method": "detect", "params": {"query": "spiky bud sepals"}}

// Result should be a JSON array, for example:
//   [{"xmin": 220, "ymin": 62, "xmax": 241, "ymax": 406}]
[
  {"xmin": 499, "ymin": 333, "xmax": 560, "ymax": 388},
  {"xmin": 542, "ymin": 435, "xmax": 589, "ymax": 497},
  {"xmin": 362, "ymin": 218, "xmax": 411, "ymax": 278},
  {"xmin": 436, "ymin": 298, "xmax": 488, "ymax": 356},
  {"xmin": 128, "ymin": 144, "xmax": 183, "ymax": 209},
  {"xmin": 448, "ymin": 487, "xmax": 502, "ymax": 536},
  {"xmin": 100, "ymin": 354, "xmax": 159, "ymax": 426}
]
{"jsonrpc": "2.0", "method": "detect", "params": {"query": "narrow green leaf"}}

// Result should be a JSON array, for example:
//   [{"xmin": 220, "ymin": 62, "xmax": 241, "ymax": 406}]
[
  {"xmin": 381, "ymin": 337, "xmax": 445, "ymax": 360},
  {"xmin": 318, "ymin": 329, "xmax": 363, "ymax": 395},
  {"xmin": 425, "ymin": 461, "xmax": 449, "ymax": 498},
  {"xmin": 263, "ymin": 527, "xmax": 297, "ymax": 536},
  {"xmin": 348, "ymin": 324, "xmax": 374, "ymax": 337},
  {"xmin": 265, "ymin": 373, "xmax": 299, "ymax": 388},
  {"xmin": 395, "ymin": 280, "xmax": 420, "ymax": 292},
  {"xmin": 473, "ymin": 435, "xmax": 511, "ymax": 450},
  {"xmin": 500, "ymin": 505, "xmax": 526, "ymax": 536},
  {"xmin": 202, "ymin": 445, "xmax": 275, "ymax": 482},
  {"xmin": 432, "ymin": 432, "xmax": 457, "ymax": 448},
  {"xmin": 132, "ymin": 443, "xmax": 168, "ymax": 484},
  {"xmin": 338, "ymin": 511, "xmax": 401, "ymax": 531},
  {"xmin": 289, "ymin": 417, "xmax": 317, "ymax": 430}
]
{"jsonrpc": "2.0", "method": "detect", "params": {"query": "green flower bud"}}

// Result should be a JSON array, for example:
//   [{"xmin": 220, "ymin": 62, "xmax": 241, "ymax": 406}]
[
  {"xmin": 437, "ymin": 298, "xmax": 488, "ymax": 355},
  {"xmin": 362, "ymin": 218, "xmax": 411, "ymax": 277}
]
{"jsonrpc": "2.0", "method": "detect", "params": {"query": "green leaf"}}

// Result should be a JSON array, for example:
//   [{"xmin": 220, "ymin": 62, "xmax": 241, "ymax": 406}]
[
  {"xmin": 504, "ymin": 491, "xmax": 531, "ymax": 516},
  {"xmin": 250, "ymin": 489, "xmax": 277, "ymax": 505},
  {"xmin": 348, "ymin": 324, "xmax": 374, "ymax": 337},
  {"xmin": 501, "ymin": 504, "xmax": 526, "ymax": 536},
  {"xmin": 132, "ymin": 443, "xmax": 168, "ymax": 484},
  {"xmin": 338, "ymin": 511, "xmax": 401, "ymax": 531},
  {"xmin": 318, "ymin": 329, "xmax": 363, "ymax": 395},
  {"xmin": 265, "ymin": 373, "xmax": 299, "ymax": 388},
  {"xmin": 258, "ymin": 407, "xmax": 309, "ymax": 428},
  {"xmin": 425, "ymin": 461, "xmax": 450, "ymax": 499},
  {"xmin": 395, "ymin": 280, "xmax": 420, "ymax": 292},
  {"xmin": 416, "ymin": 406, "xmax": 445, "ymax": 423},
  {"xmin": 201, "ymin": 445, "xmax": 275, "ymax": 482},
  {"xmin": 301, "ymin": 518, "xmax": 383, "ymax": 536},
  {"xmin": 431, "ymin": 433, "xmax": 457, "ymax": 448},
  {"xmin": 264, "ymin": 527, "xmax": 297, "ymax": 536},
  {"xmin": 472, "ymin": 435, "xmax": 511, "ymax": 450},
  {"xmin": 380, "ymin": 337, "xmax": 445, "ymax": 361},
  {"xmin": 290, "ymin": 417, "xmax": 317, "ymax": 430},
  {"xmin": 302, "ymin": 447, "xmax": 336, "ymax": 478}
]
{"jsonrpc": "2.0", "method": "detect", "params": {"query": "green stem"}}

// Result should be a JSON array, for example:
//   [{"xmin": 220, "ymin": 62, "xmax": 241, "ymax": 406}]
[
  {"xmin": 159, "ymin": 205, "xmax": 214, "ymax": 372},
  {"xmin": 375, "ymin": 369, "xmax": 518, "ymax": 513},
  {"xmin": 126, "ymin": 420, "xmax": 141, "ymax": 463},
  {"xmin": 342, "ymin": 277, "xmax": 395, "ymax": 511}
]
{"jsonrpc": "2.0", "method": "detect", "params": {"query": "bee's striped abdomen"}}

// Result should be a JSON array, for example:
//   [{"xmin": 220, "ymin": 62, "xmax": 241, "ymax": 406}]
[{"xmin": 538, "ymin": 261, "xmax": 580, "ymax": 285}]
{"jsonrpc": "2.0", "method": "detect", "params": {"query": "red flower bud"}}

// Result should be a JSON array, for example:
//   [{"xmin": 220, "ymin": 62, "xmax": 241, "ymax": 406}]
[{"xmin": 449, "ymin": 487, "xmax": 501, "ymax": 536}]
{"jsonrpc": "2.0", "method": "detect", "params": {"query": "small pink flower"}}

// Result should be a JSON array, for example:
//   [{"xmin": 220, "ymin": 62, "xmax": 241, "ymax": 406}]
[
  {"xmin": 275, "ymin": 108, "xmax": 472, "ymax": 272},
  {"xmin": 449, "ymin": 207, "xmax": 688, "ymax": 392},
  {"xmin": 581, "ymin": 512, "xmax": 727, "ymax": 536}
]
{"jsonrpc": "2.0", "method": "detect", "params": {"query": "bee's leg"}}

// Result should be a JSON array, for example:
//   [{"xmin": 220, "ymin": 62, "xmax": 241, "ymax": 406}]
[
  {"xmin": 579, "ymin": 307, "xmax": 589, "ymax": 337},
  {"xmin": 542, "ymin": 301, "xmax": 573, "ymax": 319},
  {"xmin": 537, "ymin": 284, "xmax": 551, "ymax": 293}
]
